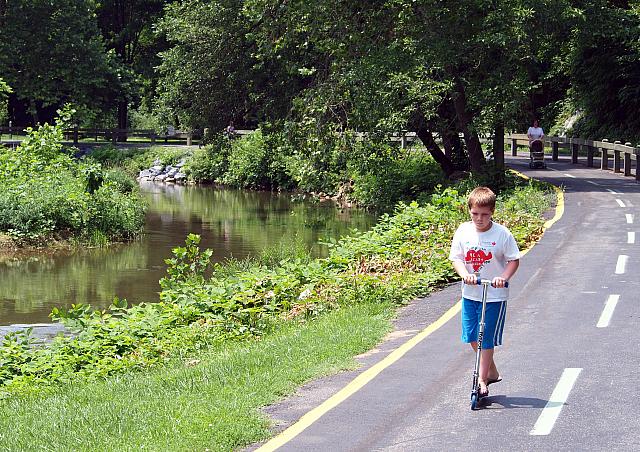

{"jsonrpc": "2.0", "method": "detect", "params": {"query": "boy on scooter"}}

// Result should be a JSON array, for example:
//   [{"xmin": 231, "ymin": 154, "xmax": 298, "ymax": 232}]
[{"xmin": 449, "ymin": 187, "xmax": 520, "ymax": 397}]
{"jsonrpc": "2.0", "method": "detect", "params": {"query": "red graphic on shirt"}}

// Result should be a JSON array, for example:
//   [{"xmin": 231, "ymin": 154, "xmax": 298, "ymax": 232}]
[{"xmin": 465, "ymin": 249, "xmax": 493, "ymax": 271}]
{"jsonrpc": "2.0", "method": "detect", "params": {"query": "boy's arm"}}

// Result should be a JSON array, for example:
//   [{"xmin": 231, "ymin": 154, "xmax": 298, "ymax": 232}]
[
  {"xmin": 492, "ymin": 259, "xmax": 520, "ymax": 288},
  {"xmin": 452, "ymin": 260, "xmax": 477, "ymax": 285}
]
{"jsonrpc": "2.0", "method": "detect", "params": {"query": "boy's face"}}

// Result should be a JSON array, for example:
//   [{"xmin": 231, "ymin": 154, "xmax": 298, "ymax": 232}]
[{"xmin": 469, "ymin": 204, "xmax": 493, "ymax": 232}]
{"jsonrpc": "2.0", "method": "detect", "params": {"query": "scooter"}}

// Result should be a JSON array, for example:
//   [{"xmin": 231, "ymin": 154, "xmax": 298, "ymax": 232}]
[{"xmin": 470, "ymin": 277, "xmax": 508, "ymax": 410}]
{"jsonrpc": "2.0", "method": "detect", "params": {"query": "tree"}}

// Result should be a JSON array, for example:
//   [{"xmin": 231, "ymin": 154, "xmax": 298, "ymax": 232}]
[
  {"xmin": 96, "ymin": 1, "xmax": 169, "ymax": 133},
  {"xmin": 0, "ymin": 0, "xmax": 121, "ymax": 126},
  {"xmin": 155, "ymin": 0, "xmax": 575, "ymax": 175},
  {"xmin": 567, "ymin": 0, "xmax": 640, "ymax": 142},
  {"xmin": 155, "ymin": 0, "xmax": 312, "ymax": 131}
]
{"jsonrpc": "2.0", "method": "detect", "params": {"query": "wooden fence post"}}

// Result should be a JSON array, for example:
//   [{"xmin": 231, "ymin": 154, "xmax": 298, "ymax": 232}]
[
  {"xmin": 511, "ymin": 138, "xmax": 517, "ymax": 156},
  {"xmin": 624, "ymin": 143, "xmax": 632, "ymax": 176},
  {"xmin": 401, "ymin": 132, "xmax": 408, "ymax": 150},
  {"xmin": 571, "ymin": 141, "xmax": 579, "ymax": 164},
  {"xmin": 636, "ymin": 148, "xmax": 640, "ymax": 182},
  {"xmin": 601, "ymin": 139, "xmax": 609, "ymax": 170},
  {"xmin": 187, "ymin": 132, "xmax": 193, "ymax": 146},
  {"xmin": 587, "ymin": 145, "xmax": 594, "ymax": 167},
  {"xmin": 552, "ymin": 141, "xmax": 559, "ymax": 161},
  {"xmin": 613, "ymin": 141, "xmax": 622, "ymax": 173},
  {"xmin": 73, "ymin": 125, "xmax": 79, "ymax": 144}
]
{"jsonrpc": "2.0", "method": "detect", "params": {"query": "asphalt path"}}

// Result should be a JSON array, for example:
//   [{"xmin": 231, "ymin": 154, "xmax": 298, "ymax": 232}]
[{"xmin": 253, "ymin": 155, "xmax": 640, "ymax": 451}]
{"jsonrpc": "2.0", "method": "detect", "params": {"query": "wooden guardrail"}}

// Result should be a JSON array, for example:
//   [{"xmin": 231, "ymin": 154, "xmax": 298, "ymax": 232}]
[
  {"xmin": 506, "ymin": 134, "xmax": 640, "ymax": 181},
  {"xmin": 0, "ymin": 126, "xmax": 203, "ymax": 145},
  {"xmin": 1, "ymin": 126, "xmax": 420, "ymax": 149}
]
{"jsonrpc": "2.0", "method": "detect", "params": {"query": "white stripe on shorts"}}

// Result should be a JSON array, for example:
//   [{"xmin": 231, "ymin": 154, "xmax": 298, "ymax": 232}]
[{"xmin": 494, "ymin": 301, "xmax": 507, "ymax": 346}]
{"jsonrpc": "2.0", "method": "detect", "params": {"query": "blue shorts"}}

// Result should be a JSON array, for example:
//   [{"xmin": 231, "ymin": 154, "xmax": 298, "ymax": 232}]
[{"xmin": 461, "ymin": 298, "xmax": 507, "ymax": 349}]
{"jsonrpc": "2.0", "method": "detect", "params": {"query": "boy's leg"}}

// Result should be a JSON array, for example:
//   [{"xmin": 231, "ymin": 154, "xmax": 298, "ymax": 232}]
[{"xmin": 476, "ymin": 301, "xmax": 507, "ymax": 393}]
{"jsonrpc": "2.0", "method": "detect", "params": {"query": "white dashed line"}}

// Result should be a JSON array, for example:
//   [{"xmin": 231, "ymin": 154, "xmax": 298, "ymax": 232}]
[
  {"xmin": 615, "ymin": 255, "xmax": 629, "ymax": 274},
  {"xmin": 586, "ymin": 181, "xmax": 600, "ymax": 186},
  {"xmin": 628, "ymin": 232, "xmax": 635, "ymax": 244},
  {"xmin": 530, "ymin": 368, "xmax": 582, "ymax": 436},
  {"xmin": 563, "ymin": 173, "xmax": 576, "ymax": 178},
  {"xmin": 626, "ymin": 214, "xmax": 634, "ymax": 224},
  {"xmin": 615, "ymin": 199, "xmax": 625, "ymax": 207},
  {"xmin": 597, "ymin": 295, "xmax": 620, "ymax": 328},
  {"xmin": 606, "ymin": 189, "xmax": 621, "ymax": 195}
]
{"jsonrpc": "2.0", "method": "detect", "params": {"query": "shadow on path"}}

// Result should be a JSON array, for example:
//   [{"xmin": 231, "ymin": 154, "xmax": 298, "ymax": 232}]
[{"xmin": 480, "ymin": 395, "xmax": 549, "ymax": 410}]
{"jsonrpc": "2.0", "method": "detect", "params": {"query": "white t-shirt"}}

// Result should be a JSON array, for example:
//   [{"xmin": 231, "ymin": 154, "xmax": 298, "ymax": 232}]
[
  {"xmin": 449, "ymin": 221, "xmax": 520, "ymax": 302},
  {"xmin": 527, "ymin": 126, "xmax": 544, "ymax": 141}
]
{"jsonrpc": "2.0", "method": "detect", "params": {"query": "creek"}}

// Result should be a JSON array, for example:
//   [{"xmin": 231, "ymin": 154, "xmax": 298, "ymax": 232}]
[{"xmin": 0, "ymin": 182, "xmax": 377, "ymax": 325}]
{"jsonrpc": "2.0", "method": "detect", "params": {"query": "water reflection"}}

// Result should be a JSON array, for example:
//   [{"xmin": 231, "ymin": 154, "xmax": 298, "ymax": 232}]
[{"xmin": 0, "ymin": 183, "xmax": 376, "ymax": 324}]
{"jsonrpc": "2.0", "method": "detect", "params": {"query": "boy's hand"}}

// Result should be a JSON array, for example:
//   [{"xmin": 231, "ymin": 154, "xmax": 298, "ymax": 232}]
[
  {"xmin": 462, "ymin": 274, "xmax": 478, "ymax": 285},
  {"xmin": 492, "ymin": 277, "xmax": 507, "ymax": 288}
]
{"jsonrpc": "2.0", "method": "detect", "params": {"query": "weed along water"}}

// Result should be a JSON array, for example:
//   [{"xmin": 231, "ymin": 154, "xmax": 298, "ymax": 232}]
[{"xmin": 0, "ymin": 182, "xmax": 377, "ymax": 325}]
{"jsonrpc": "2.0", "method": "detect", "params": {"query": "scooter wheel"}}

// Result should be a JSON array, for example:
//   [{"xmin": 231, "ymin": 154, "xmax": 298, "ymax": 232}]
[{"xmin": 470, "ymin": 393, "xmax": 478, "ymax": 410}]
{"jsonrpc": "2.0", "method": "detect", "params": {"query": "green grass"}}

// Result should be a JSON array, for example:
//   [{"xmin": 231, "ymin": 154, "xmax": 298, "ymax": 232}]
[{"xmin": 0, "ymin": 302, "xmax": 394, "ymax": 451}]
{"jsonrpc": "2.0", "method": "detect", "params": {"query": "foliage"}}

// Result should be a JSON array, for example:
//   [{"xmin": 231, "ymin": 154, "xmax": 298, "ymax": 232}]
[
  {"xmin": 95, "ymin": 0, "xmax": 169, "ymax": 130},
  {"xmin": 348, "ymin": 145, "xmax": 445, "ymax": 209},
  {"xmin": 0, "ymin": 108, "xmax": 145, "ymax": 243},
  {"xmin": 183, "ymin": 135, "xmax": 232, "ymax": 183},
  {"xmin": 154, "ymin": 0, "xmax": 579, "ymax": 174},
  {"xmin": 567, "ymin": 1, "xmax": 640, "ymax": 142},
  {"xmin": 0, "ymin": 174, "xmax": 553, "ymax": 394},
  {"xmin": 0, "ymin": 0, "xmax": 121, "ymax": 125},
  {"xmin": 183, "ymin": 127, "xmax": 446, "ymax": 208},
  {"xmin": 219, "ymin": 130, "xmax": 293, "ymax": 189},
  {"xmin": 0, "ymin": 78, "xmax": 10, "ymax": 125}
]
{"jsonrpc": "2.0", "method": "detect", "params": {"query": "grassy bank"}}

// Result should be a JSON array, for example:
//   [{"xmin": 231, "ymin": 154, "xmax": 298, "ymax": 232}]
[
  {"xmin": 0, "ymin": 175, "xmax": 555, "ymax": 449},
  {"xmin": 0, "ymin": 302, "xmax": 393, "ymax": 450}
]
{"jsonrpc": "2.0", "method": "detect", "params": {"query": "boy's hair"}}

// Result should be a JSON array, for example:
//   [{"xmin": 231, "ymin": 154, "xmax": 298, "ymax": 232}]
[{"xmin": 467, "ymin": 187, "xmax": 496, "ymax": 211}]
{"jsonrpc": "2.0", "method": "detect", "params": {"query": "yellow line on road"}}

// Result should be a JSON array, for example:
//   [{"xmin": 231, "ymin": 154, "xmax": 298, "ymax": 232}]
[
  {"xmin": 255, "ymin": 301, "xmax": 462, "ymax": 451},
  {"xmin": 256, "ymin": 174, "xmax": 565, "ymax": 451}
]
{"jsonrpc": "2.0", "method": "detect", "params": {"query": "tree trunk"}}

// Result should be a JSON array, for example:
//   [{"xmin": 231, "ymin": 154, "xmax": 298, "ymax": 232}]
[
  {"xmin": 409, "ymin": 108, "xmax": 456, "ymax": 176},
  {"xmin": 493, "ymin": 123, "xmax": 505, "ymax": 169},
  {"xmin": 117, "ymin": 100, "xmax": 128, "ymax": 142},
  {"xmin": 415, "ymin": 127, "xmax": 455, "ymax": 176},
  {"xmin": 452, "ymin": 79, "xmax": 484, "ymax": 173}
]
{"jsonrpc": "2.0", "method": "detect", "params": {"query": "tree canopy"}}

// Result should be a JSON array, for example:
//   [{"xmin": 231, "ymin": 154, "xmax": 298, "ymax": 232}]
[{"xmin": 1, "ymin": 0, "xmax": 639, "ymax": 172}]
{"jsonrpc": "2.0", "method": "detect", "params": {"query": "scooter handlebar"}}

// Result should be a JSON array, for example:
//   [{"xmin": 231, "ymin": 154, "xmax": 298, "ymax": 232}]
[{"xmin": 465, "ymin": 277, "xmax": 509, "ymax": 288}]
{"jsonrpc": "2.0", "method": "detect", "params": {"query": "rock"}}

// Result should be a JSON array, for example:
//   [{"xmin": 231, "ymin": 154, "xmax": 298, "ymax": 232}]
[
  {"xmin": 153, "ymin": 159, "xmax": 162, "ymax": 166},
  {"xmin": 154, "ymin": 174, "xmax": 168, "ymax": 181},
  {"xmin": 174, "ymin": 172, "xmax": 187, "ymax": 181},
  {"xmin": 151, "ymin": 165, "xmax": 164, "ymax": 173}
]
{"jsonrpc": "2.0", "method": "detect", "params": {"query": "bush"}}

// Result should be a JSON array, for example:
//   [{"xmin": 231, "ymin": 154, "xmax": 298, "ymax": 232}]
[
  {"xmin": 183, "ymin": 134, "xmax": 231, "ymax": 183},
  {"xmin": 348, "ymin": 144, "xmax": 444, "ymax": 209},
  {"xmin": 0, "ymin": 109, "xmax": 145, "ymax": 244},
  {"xmin": 221, "ymin": 130, "xmax": 293, "ymax": 189},
  {"xmin": 87, "ymin": 183, "xmax": 145, "ymax": 241}
]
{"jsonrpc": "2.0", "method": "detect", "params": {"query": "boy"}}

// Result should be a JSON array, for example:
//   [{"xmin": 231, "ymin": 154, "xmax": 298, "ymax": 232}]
[{"xmin": 449, "ymin": 187, "xmax": 520, "ymax": 397}]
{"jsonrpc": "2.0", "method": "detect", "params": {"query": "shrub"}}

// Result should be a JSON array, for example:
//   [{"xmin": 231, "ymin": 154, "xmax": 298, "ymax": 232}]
[
  {"xmin": 183, "ymin": 134, "xmax": 231, "ymax": 183},
  {"xmin": 221, "ymin": 130, "xmax": 293, "ymax": 189},
  {"xmin": 86, "ymin": 183, "xmax": 146, "ymax": 241},
  {"xmin": 0, "ymin": 108, "xmax": 145, "ymax": 244},
  {"xmin": 348, "ymin": 144, "xmax": 444, "ymax": 209}
]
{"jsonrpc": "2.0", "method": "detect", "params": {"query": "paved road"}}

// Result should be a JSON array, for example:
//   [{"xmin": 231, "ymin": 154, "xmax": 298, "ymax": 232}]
[{"xmin": 257, "ymin": 156, "xmax": 640, "ymax": 451}]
